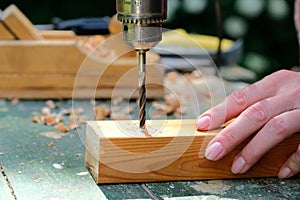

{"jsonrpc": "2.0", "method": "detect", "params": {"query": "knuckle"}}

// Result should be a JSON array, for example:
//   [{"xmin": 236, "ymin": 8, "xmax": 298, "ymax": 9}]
[
  {"xmin": 272, "ymin": 70, "xmax": 292, "ymax": 80},
  {"xmin": 265, "ymin": 70, "xmax": 290, "ymax": 89},
  {"xmin": 290, "ymin": 87, "xmax": 300, "ymax": 100},
  {"xmin": 229, "ymin": 89, "xmax": 248, "ymax": 109},
  {"xmin": 243, "ymin": 101, "xmax": 268, "ymax": 123},
  {"xmin": 220, "ymin": 129, "xmax": 237, "ymax": 147},
  {"xmin": 266, "ymin": 117, "xmax": 288, "ymax": 139}
]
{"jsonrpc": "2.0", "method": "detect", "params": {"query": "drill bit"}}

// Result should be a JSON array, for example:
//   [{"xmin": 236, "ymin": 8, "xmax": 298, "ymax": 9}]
[
  {"xmin": 116, "ymin": 0, "xmax": 167, "ymax": 130},
  {"xmin": 138, "ymin": 50, "xmax": 147, "ymax": 129}
]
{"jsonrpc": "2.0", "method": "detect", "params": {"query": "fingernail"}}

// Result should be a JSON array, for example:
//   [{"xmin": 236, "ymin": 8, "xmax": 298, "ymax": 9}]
[
  {"xmin": 231, "ymin": 156, "xmax": 246, "ymax": 174},
  {"xmin": 197, "ymin": 115, "xmax": 211, "ymax": 130},
  {"xmin": 205, "ymin": 142, "xmax": 223, "ymax": 160},
  {"xmin": 278, "ymin": 167, "xmax": 291, "ymax": 179}
]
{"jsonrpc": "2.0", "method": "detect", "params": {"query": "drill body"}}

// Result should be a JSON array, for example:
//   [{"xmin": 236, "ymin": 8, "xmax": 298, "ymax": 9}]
[{"xmin": 116, "ymin": 0, "xmax": 167, "ymax": 50}]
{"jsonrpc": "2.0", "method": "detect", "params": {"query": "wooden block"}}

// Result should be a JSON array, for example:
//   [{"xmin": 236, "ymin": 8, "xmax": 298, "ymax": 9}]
[
  {"xmin": 0, "ymin": 40, "xmax": 84, "ymax": 74},
  {"xmin": 1, "ymin": 4, "xmax": 42, "ymax": 40},
  {"xmin": 0, "ymin": 40, "xmax": 161, "ymax": 74},
  {"xmin": 85, "ymin": 119, "xmax": 300, "ymax": 184},
  {"xmin": 0, "ymin": 87, "xmax": 163, "ymax": 99},
  {"xmin": 0, "ymin": 23, "xmax": 14, "ymax": 40},
  {"xmin": 0, "ymin": 73, "xmax": 163, "ymax": 89},
  {"xmin": 0, "ymin": 39, "xmax": 164, "ymax": 99},
  {"xmin": 39, "ymin": 30, "xmax": 77, "ymax": 40}
]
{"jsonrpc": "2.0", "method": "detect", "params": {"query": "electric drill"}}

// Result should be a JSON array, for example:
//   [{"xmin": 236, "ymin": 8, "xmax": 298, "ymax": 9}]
[{"xmin": 116, "ymin": 0, "xmax": 167, "ymax": 129}]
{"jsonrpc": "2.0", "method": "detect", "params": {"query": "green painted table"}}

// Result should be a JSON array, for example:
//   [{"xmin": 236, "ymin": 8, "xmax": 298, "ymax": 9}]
[{"xmin": 0, "ymin": 99, "xmax": 299, "ymax": 200}]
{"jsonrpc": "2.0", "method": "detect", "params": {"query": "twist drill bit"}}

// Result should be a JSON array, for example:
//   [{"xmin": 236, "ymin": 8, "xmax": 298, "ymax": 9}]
[
  {"xmin": 138, "ymin": 50, "xmax": 147, "ymax": 129},
  {"xmin": 116, "ymin": 0, "xmax": 167, "ymax": 130}
]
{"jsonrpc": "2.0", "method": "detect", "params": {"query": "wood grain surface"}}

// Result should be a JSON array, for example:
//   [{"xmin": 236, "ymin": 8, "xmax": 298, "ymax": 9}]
[{"xmin": 86, "ymin": 119, "xmax": 300, "ymax": 184}]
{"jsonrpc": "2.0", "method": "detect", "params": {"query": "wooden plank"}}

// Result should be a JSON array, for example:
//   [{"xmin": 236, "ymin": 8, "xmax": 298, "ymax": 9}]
[
  {"xmin": 0, "ymin": 40, "xmax": 161, "ymax": 74},
  {"xmin": 0, "ymin": 66, "xmax": 163, "ymax": 89},
  {"xmin": 0, "ymin": 23, "xmax": 14, "ymax": 40},
  {"xmin": 0, "ymin": 4, "xmax": 43, "ymax": 40},
  {"xmin": 0, "ymin": 87, "xmax": 163, "ymax": 99},
  {"xmin": 39, "ymin": 30, "xmax": 77, "ymax": 40},
  {"xmin": 85, "ymin": 119, "xmax": 300, "ymax": 184},
  {"xmin": 0, "ymin": 40, "xmax": 84, "ymax": 74}
]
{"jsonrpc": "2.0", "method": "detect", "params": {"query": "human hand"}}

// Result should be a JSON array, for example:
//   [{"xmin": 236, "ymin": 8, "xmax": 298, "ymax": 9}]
[{"xmin": 196, "ymin": 70, "xmax": 300, "ymax": 178}]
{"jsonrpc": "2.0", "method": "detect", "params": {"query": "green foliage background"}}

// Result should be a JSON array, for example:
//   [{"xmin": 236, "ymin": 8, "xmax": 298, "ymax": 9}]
[{"xmin": 0, "ymin": 0, "xmax": 298, "ymax": 79}]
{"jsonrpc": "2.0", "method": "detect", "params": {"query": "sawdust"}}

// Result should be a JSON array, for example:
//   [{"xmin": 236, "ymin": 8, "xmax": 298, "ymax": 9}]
[{"xmin": 190, "ymin": 180, "xmax": 231, "ymax": 195}]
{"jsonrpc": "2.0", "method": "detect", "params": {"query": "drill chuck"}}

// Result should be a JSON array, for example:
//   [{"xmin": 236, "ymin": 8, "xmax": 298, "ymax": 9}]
[{"xmin": 116, "ymin": 0, "xmax": 167, "ymax": 50}]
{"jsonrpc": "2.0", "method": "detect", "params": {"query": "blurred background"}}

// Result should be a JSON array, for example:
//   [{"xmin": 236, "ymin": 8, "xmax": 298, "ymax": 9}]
[{"xmin": 0, "ymin": 0, "xmax": 298, "ymax": 80}]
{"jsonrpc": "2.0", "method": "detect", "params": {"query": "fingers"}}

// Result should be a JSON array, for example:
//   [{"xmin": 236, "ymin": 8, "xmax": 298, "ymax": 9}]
[
  {"xmin": 231, "ymin": 109, "xmax": 300, "ymax": 174},
  {"xmin": 278, "ymin": 144, "xmax": 300, "ymax": 178},
  {"xmin": 196, "ymin": 73, "xmax": 279, "ymax": 130},
  {"xmin": 205, "ymin": 96, "xmax": 293, "ymax": 161}
]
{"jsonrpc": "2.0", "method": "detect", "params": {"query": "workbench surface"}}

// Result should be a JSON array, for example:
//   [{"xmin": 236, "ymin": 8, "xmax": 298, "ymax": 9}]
[{"xmin": 0, "ymin": 100, "xmax": 299, "ymax": 200}]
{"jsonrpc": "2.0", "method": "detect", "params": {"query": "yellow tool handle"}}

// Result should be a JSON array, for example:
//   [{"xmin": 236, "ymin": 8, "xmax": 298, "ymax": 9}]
[{"xmin": 161, "ymin": 29, "xmax": 233, "ymax": 51}]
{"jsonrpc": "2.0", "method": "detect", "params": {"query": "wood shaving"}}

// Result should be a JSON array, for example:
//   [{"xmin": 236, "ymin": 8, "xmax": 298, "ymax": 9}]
[
  {"xmin": 76, "ymin": 171, "xmax": 89, "ymax": 176},
  {"xmin": 190, "ymin": 180, "xmax": 231, "ymax": 195},
  {"xmin": 78, "ymin": 35, "xmax": 115, "ymax": 58},
  {"xmin": 43, "ymin": 115, "xmax": 59, "ymax": 126},
  {"xmin": 45, "ymin": 100, "xmax": 59, "ymax": 109},
  {"xmin": 40, "ymin": 132, "xmax": 62, "ymax": 140},
  {"xmin": 79, "ymin": 116, "xmax": 89, "ymax": 124},
  {"xmin": 124, "ymin": 106, "xmax": 134, "ymax": 114},
  {"xmin": 110, "ymin": 113, "xmax": 129, "ymax": 120},
  {"xmin": 47, "ymin": 142, "xmax": 54, "ymax": 147},
  {"xmin": 75, "ymin": 153, "xmax": 82, "ymax": 157},
  {"xmin": 45, "ymin": 115, "xmax": 62, "ymax": 125},
  {"xmin": 152, "ymin": 93, "xmax": 182, "ymax": 115},
  {"xmin": 141, "ymin": 128, "xmax": 152, "ymax": 137},
  {"xmin": 111, "ymin": 97, "xmax": 124, "ymax": 105},
  {"xmin": 68, "ymin": 115, "xmax": 80, "ymax": 130},
  {"xmin": 10, "ymin": 97, "xmax": 19, "ymax": 105},
  {"xmin": 90, "ymin": 99, "xmax": 97, "ymax": 106},
  {"xmin": 41, "ymin": 107, "xmax": 51, "ymax": 116},
  {"xmin": 54, "ymin": 123, "xmax": 69, "ymax": 133},
  {"xmin": 94, "ymin": 106, "xmax": 111, "ymax": 120},
  {"xmin": 52, "ymin": 163, "xmax": 64, "ymax": 170},
  {"xmin": 165, "ymin": 71, "xmax": 180, "ymax": 83},
  {"xmin": 32, "ymin": 116, "xmax": 42, "ymax": 123},
  {"xmin": 150, "ymin": 111, "xmax": 163, "ymax": 119}
]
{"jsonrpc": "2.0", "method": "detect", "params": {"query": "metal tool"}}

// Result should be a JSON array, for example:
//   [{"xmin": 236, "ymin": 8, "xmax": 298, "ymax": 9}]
[{"xmin": 116, "ymin": 0, "xmax": 167, "ymax": 129}]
